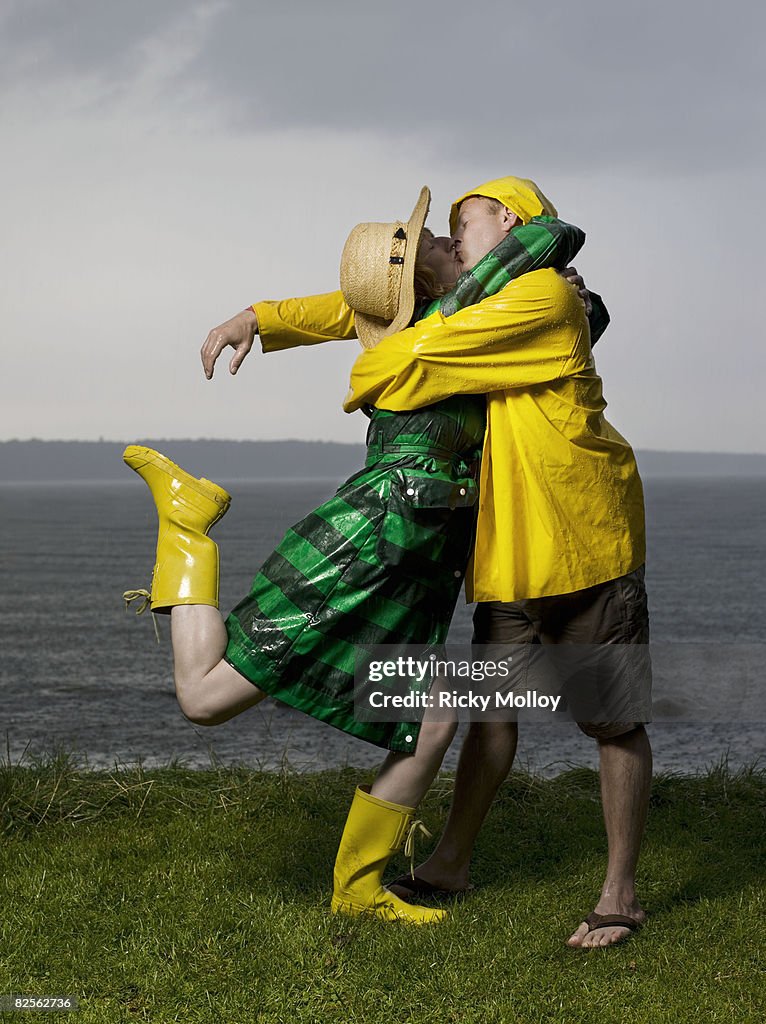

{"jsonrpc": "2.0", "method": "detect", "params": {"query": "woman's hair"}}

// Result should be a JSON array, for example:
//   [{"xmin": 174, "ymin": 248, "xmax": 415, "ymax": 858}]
[{"xmin": 413, "ymin": 260, "xmax": 452, "ymax": 301}]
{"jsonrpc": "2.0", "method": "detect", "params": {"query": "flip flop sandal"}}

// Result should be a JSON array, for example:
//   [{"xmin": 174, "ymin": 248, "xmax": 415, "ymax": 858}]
[
  {"xmin": 387, "ymin": 874, "xmax": 475, "ymax": 903},
  {"xmin": 574, "ymin": 911, "xmax": 645, "ymax": 946}
]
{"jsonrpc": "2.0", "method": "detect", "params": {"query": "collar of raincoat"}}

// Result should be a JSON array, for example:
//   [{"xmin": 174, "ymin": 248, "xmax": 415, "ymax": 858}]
[{"xmin": 449, "ymin": 175, "xmax": 558, "ymax": 233}]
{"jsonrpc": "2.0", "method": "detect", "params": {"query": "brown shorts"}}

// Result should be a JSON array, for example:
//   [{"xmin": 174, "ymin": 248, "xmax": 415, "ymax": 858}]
[{"xmin": 472, "ymin": 566, "xmax": 652, "ymax": 739}]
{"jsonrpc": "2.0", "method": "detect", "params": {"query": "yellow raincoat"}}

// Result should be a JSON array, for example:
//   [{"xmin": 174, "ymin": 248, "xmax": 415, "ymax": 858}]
[{"xmin": 253, "ymin": 179, "xmax": 645, "ymax": 603}]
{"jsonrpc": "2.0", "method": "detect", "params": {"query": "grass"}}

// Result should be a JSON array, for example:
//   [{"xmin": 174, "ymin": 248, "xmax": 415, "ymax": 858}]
[{"xmin": 1, "ymin": 752, "xmax": 765, "ymax": 1023}]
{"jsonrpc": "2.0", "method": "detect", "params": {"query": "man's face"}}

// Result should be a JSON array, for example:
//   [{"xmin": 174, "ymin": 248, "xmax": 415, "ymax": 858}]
[
  {"xmin": 452, "ymin": 196, "xmax": 515, "ymax": 271},
  {"xmin": 417, "ymin": 228, "xmax": 462, "ymax": 289}
]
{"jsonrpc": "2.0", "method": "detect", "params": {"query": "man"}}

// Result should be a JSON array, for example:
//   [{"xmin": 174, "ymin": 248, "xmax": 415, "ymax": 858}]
[{"xmin": 201, "ymin": 177, "xmax": 651, "ymax": 948}]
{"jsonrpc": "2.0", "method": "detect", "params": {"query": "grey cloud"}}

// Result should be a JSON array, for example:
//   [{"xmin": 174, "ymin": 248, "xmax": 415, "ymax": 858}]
[
  {"xmin": 3, "ymin": 0, "xmax": 764, "ymax": 173},
  {"xmin": 1, "ymin": 0, "xmax": 188, "ymax": 77}
]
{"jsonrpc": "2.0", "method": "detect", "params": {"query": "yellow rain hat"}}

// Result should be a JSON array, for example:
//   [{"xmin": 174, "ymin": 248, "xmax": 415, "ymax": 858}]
[{"xmin": 449, "ymin": 175, "xmax": 557, "ymax": 233}]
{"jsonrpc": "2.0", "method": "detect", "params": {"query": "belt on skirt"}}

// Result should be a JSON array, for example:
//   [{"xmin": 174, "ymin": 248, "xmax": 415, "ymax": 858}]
[{"xmin": 364, "ymin": 437, "xmax": 481, "ymax": 480}]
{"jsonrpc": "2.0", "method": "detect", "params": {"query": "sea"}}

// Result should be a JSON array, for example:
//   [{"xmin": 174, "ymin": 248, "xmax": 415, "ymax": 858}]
[{"xmin": 1, "ymin": 477, "xmax": 765, "ymax": 776}]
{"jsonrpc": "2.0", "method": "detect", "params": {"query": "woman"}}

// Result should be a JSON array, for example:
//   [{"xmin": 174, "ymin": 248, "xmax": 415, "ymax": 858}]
[{"xmin": 124, "ymin": 186, "xmax": 585, "ymax": 924}]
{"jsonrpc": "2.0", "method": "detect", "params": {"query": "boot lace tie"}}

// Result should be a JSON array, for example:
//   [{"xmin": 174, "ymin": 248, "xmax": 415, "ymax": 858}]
[
  {"xmin": 123, "ymin": 588, "xmax": 160, "ymax": 643},
  {"xmin": 403, "ymin": 818, "xmax": 432, "ymax": 879}
]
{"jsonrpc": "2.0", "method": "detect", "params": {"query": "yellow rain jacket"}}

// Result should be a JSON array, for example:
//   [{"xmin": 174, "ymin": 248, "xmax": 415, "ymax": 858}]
[{"xmin": 253, "ymin": 179, "xmax": 645, "ymax": 603}]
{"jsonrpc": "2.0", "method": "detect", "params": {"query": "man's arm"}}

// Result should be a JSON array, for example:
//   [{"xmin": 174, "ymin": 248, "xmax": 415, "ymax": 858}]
[
  {"xmin": 344, "ymin": 268, "xmax": 592, "ymax": 413},
  {"xmin": 201, "ymin": 291, "xmax": 356, "ymax": 379}
]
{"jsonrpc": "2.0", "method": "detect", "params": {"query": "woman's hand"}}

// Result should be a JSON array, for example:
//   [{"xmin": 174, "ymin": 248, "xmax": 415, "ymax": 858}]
[
  {"xmin": 201, "ymin": 308, "xmax": 259, "ymax": 379},
  {"xmin": 560, "ymin": 266, "xmax": 592, "ymax": 316}
]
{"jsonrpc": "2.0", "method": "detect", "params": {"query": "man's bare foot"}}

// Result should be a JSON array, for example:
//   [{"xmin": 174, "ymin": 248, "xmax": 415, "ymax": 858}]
[{"xmin": 566, "ymin": 902, "xmax": 646, "ymax": 949}]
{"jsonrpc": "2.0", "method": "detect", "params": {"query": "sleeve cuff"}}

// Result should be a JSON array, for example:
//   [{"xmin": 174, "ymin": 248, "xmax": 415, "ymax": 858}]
[{"xmin": 252, "ymin": 301, "xmax": 295, "ymax": 354}]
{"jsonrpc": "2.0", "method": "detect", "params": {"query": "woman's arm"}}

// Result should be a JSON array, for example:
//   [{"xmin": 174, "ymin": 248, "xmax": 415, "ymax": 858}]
[
  {"xmin": 201, "ymin": 291, "xmax": 357, "ymax": 379},
  {"xmin": 255, "ymin": 292, "xmax": 357, "ymax": 352}
]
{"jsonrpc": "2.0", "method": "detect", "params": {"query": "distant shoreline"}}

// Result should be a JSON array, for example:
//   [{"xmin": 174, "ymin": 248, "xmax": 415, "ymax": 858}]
[{"xmin": 2, "ymin": 439, "xmax": 766, "ymax": 481}]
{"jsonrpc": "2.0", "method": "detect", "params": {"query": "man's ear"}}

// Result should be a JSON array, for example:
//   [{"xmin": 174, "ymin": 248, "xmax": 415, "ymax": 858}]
[{"xmin": 501, "ymin": 207, "xmax": 523, "ymax": 233}]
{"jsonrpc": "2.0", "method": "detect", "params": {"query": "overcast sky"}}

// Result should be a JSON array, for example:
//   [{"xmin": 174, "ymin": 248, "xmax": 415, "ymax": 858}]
[{"xmin": 2, "ymin": 0, "xmax": 764, "ymax": 451}]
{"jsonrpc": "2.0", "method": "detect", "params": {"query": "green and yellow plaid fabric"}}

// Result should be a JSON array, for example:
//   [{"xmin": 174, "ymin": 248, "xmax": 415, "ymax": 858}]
[{"xmin": 420, "ymin": 216, "xmax": 609, "ymax": 343}]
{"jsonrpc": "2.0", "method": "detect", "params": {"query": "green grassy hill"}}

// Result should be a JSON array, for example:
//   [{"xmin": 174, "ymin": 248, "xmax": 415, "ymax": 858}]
[{"xmin": 1, "ymin": 757, "xmax": 764, "ymax": 1023}]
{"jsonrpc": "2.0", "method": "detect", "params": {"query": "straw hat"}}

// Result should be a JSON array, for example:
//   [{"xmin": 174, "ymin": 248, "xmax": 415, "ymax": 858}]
[{"xmin": 340, "ymin": 186, "xmax": 431, "ymax": 349}]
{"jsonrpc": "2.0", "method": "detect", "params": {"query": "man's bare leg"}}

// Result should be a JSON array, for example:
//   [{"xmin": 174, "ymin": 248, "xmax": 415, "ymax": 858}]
[
  {"xmin": 170, "ymin": 605, "xmax": 267, "ymax": 726},
  {"xmin": 389, "ymin": 720, "xmax": 519, "ymax": 894},
  {"xmin": 567, "ymin": 724, "xmax": 651, "ymax": 948}
]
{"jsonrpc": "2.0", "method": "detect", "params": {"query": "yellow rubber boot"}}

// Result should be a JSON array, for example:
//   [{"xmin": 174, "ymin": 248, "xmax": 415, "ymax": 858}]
[
  {"xmin": 331, "ymin": 786, "xmax": 447, "ymax": 925},
  {"xmin": 123, "ymin": 445, "xmax": 231, "ymax": 614}
]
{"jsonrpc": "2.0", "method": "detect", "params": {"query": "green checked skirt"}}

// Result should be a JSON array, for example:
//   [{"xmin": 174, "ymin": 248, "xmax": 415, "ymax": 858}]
[{"xmin": 224, "ymin": 395, "xmax": 485, "ymax": 753}]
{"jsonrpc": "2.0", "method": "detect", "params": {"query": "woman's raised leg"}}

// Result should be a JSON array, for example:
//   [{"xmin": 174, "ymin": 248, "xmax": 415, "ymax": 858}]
[
  {"xmin": 124, "ymin": 445, "xmax": 267, "ymax": 724},
  {"xmin": 169, "ymin": 606, "xmax": 267, "ymax": 725}
]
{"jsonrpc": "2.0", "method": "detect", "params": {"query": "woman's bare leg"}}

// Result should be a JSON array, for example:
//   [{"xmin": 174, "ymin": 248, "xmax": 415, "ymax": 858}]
[
  {"xmin": 388, "ymin": 720, "xmax": 519, "ymax": 896},
  {"xmin": 170, "ymin": 605, "xmax": 267, "ymax": 726},
  {"xmin": 370, "ymin": 711, "xmax": 458, "ymax": 808},
  {"xmin": 122, "ymin": 446, "xmax": 266, "ymax": 725}
]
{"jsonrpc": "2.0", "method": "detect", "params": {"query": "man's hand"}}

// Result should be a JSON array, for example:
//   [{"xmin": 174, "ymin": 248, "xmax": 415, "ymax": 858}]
[
  {"xmin": 560, "ymin": 266, "xmax": 592, "ymax": 316},
  {"xmin": 201, "ymin": 308, "xmax": 259, "ymax": 379}
]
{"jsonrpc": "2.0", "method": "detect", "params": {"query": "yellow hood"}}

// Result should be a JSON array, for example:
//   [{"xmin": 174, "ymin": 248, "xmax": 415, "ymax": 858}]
[{"xmin": 449, "ymin": 175, "xmax": 557, "ymax": 232}]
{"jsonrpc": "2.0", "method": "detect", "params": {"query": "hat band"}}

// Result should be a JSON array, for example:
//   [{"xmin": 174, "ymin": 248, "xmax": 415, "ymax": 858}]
[{"xmin": 383, "ymin": 224, "xmax": 406, "ymax": 318}]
